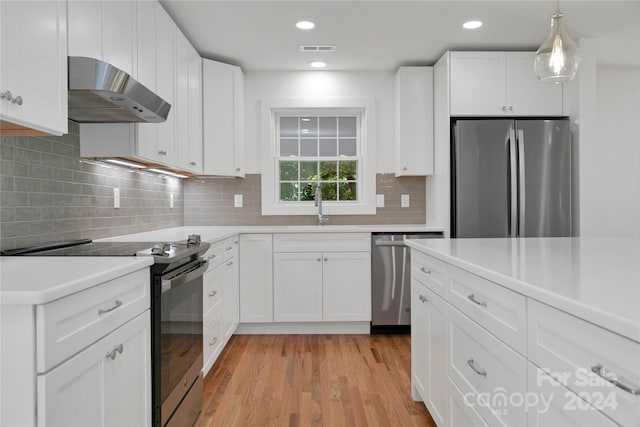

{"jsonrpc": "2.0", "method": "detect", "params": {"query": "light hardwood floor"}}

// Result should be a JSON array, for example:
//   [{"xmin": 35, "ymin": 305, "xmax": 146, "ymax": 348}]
[{"xmin": 196, "ymin": 334, "xmax": 436, "ymax": 427}]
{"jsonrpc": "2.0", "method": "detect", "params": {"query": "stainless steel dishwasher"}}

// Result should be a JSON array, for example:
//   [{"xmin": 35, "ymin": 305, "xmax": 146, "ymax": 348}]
[{"xmin": 371, "ymin": 232, "xmax": 443, "ymax": 332}]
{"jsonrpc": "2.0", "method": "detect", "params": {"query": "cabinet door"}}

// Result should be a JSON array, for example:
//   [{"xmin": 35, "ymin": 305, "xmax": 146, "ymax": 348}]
[
  {"xmin": 0, "ymin": 0, "xmax": 67, "ymax": 135},
  {"xmin": 450, "ymin": 52, "xmax": 507, "ymax": 116},
  {"xmin": 202, "ymin": 60, "xmax": 244, "ymax": 177},
  {"xmin": 101, "ymin": 0, "xmax": 136, "ymax": 77},
  {"xmin": 273, "ymin": 253, "xmax": 323, "ymax": 322},
  {"xmin": 424, "ymin": 286, "xmax": 448, "ymax": 426},
  {"xmin": 37, "ymin": 312, "xmax": 151, "ymax": 426},
  {"xmin": 395, "ymin": 66, "xmax": 434, "ymax": 176},
  {"xmin": 322, "ymin": 252, "xmax": 371, "ymax": 321},
  {"xmin": 222, "ymin": 257, "xmax": 239, "ymax": 340},
  {"xmin": 187, "ymin": 39, "xmax": 203, "ymax": 173},
  {"xmin": 67, "ymin": 0, "xmax": 102, "ymax": 60},
  {"xmin": 239, "ymin": 234, "xmax": 273, "ymax": 322},
  {"xmin": 411, "ymin": 280, "xmax": 428, "ymax": 401},
  {"xmin": 507, "ymin": 52, "xmax": 563, "ymax": 116}
]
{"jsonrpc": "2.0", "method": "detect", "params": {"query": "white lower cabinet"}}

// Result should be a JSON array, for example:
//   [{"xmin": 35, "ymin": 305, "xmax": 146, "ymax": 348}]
[
  {"xmin": 221, "ymin": 256, "xmax": 239, "ymax": 340},
  {"xmin": 322, "ymin": 251, "xmax": 371, "ymax": 321},
  {"xmin": 239, "ymin": 234, "xmax": 274, "ymax": 322},
  {"xmin": 411, "ymin": 278, "xmax": 448, "ymax": 426},
  {"xmin": 274, "ymin": 252, "xmax": 323, "ymax": 322},
  {"xmin": 449, "ymin": 377, "xmax": 488, "ymax": 427},
  {"xmin": 37, "ymin": 311, "xmax": 150, "ymax": 426}
]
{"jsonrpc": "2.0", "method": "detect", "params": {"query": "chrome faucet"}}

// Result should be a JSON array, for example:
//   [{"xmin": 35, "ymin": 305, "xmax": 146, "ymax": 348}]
[{"xmin": 314, "ymin": 186, "xmax": 329, "ymax": 225}]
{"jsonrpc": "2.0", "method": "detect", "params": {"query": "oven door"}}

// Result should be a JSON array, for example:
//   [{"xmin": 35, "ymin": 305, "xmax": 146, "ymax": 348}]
[{"xmin": 152, "ymin": 258, "xmax": 208, "ymax": 427}]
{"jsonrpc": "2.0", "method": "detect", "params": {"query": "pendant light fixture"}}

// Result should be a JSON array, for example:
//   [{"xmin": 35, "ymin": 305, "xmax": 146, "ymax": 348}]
[{"xmin": 534, "ymin": 0, "xmax": 580, "ymax": 83}]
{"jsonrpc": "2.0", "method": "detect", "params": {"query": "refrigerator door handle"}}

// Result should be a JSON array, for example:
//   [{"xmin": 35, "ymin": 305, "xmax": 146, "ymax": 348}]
[
  {"xmin": 517, "ymin": 129, "xmax": 526, "ymax": 236},
  {"xmin": 508, "ymin": 127, "xmax": 518, "ymax": 237}
]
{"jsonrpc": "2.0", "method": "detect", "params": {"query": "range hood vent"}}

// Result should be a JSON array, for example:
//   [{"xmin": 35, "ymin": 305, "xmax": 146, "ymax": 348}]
[{"xmin": 68, "ymin": 57, "xmax": 171, "ymax": 123}]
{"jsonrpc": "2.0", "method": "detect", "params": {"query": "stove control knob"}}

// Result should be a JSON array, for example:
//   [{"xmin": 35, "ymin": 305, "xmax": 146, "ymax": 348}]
[
  {"xmin": 187, "ymin": 234, "xmax": 201, "ymax": 245},
  {"xmin": 151, "ymin": 243, "xmax": 170, "ymax": 256}
]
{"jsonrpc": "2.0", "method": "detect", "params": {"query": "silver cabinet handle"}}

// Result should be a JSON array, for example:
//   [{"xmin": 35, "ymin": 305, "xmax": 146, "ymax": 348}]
[
  {"xmin": 467, "ymin": 358, "xmax": 487, "ymax": 377},
  {"xmin": 226, "ymin": 261, "xmax": 233, "ymax": 266},
  {"xmin": 105, "ymin": 344, "xmax": 124, "ymax": 360},
  {"xmin": 208, "ymin": 254, "xmax": 216, "ymax": 260},
  {"xmin": 468, "ymin": 294, "xmax": 488, "ymax": 308},
  {"xmin": 209, "ymin": 337, "xmax": 218, "ymax": 346},
  {"xmin": 324, "ymin": 257, "xmax": 328, "ymax": 262},
  {"xmin": 403, "ymin": 166, "xmax": 407, "ymax": 171},
  {"xmin": 12, "ymin": 96, "xmax": 22, "ymax": 105},
  {"xmin": 419, "ymin": 294, "xmax": 428, "ymax": 303},
  {"xmin": 208, "ymin": 290, "xmax": 217, "ymax": 297},
  {"xmin": 190, "ymin": 161, "xmax": 196, "ymax": 166},
  {"xmin": 591, "ymin": 364, "xmax": 640, "ymax": 395},
  {"xmin": 420, "ymin": 267, "xmax": 431, "ymax": 275},
  {"xmin": 236, "ymin": 167, "xmax": 240, "ymax": 172},
  {"xmin": 158, "ymin": 150, "xmax": 167, "ymax": 156},
  {"xmin": 0, "ymin": 90, "xmax": 11, "ymax": 100},
  {"xmin": 508, "ymin": 106, "xmax": 513, "ymax": 111},
  {"xmin": 225, "ymin": 246, "xmax": 233, "ymax": 250},
  {"xmin": 98, "ymin": 300, "xmax": 122, "ymax": 315},
  {"xmin": 501, "ymin": 105, "xmax": 507, "ymax": 112}
]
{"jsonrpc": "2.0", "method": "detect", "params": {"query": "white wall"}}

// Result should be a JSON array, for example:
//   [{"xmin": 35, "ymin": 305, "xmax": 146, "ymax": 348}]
[
  {"xmin": 580, "ymin": 67, "xmax": 640, "ymax": 239},
  {"xmin": 243, "ymin": 70, "xmax": 395, "ymax": 173}
]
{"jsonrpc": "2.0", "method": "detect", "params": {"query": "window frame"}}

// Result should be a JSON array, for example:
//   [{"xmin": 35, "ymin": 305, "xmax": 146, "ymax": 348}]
[{"xmin": 261, "ymin": 98, "xmax": 377, "ymax": 215}]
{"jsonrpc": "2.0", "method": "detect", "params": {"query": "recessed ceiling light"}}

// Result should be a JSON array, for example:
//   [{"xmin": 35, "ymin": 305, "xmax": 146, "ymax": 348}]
[
  {"xmin": 310, "ymin": 61, "xmax": 327, "ymax": 68},
  {"xmin": 463, "ymin": 20, "xmax": 483, "ymax": 30},
  {"xmin": 296, "ymin": 21, "xmax": 315, "ymax": 30}
]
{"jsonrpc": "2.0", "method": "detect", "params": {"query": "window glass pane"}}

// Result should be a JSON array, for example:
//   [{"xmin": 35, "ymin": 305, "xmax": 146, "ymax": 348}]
[
  {"xmin": 339, "ymin": 117, "xmax": 357, "ymax": 137},
  {"xmin": 299, "ymin": 117, "xmax": 318, "ymax": 137},
  {"xmin": 338, "ymin": 161, "xmax": 357, "ymax": 180},
  {"xmin": 300, "ymin": 161, "xmax": 318, "ymax": 181},
  {"xmin": 280, "ymin": 182, "xmax": 299, "ymax": 201},
  {"xmin": 338, "ymin": 182, "xmax": 357, "ymax": 201},
  {"xmin": 279, "ymin": 161, "xmax": 298, "ymax": 181},
  {"xmin": 280, "ymin": 139, "xmax": 298, "ymax": 156},
  {"xmin": 338, "ymin": 139, "xmax": 357, "ymax": 156},
  {"xmin": 319, "ymin": 139, "xmax": 337, "ymax": 157},
  {"xmin": 300, "ymin": 182, "xmax": 317, "ymax": 201},
  {"xmin": 280, "ymin": 117, "xmax": 298, "ymax": 137},
  {"xmin": 319, "ymin": 161, "xmax": 337, "ymax": 181},
  {"xmin": 320, "ymin": 182, "xmax": 337, "ymax": 201},
  {"xmin": 319, "ymin": 117, "xmax": 337, "ymax": 137},
  {"xmin": 300, "ymin": 139, "xmax": 318, "ymax": 157}
]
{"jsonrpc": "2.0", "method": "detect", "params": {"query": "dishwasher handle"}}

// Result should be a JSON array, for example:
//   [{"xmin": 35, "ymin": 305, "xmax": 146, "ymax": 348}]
[{"xmin": 374, "ymin": 240, "xmax": 407, "ymax": 247}]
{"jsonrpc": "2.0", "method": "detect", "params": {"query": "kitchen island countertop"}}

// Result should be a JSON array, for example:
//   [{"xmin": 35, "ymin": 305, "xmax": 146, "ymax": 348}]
[{"xmin": 405, "ymin": 237, "xmax": 640, "ymax": 343}]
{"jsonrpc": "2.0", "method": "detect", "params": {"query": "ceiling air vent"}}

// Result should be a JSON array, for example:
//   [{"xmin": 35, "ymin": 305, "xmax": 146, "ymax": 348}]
[{"xmin": 299, "ymin": 45, "xmax": 336, "ymax": 53}]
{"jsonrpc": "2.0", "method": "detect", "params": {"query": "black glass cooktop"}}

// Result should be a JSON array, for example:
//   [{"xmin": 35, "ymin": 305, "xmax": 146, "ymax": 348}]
[{"xmin": 0, "ymin": 239, "xmax": 158, "ymax": 256}]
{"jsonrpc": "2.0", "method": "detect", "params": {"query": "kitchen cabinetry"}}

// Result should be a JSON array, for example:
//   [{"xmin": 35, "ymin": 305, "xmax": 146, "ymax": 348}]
[
  {"xmin": 239, "ymin": 234, "xmax": 274, "ymax": 323},
  {"xmin": 0, "ymin": 0, "xmax": 67, "ymax": 136},
  {"xmin": 272, "ymin": 233, "xmax": 371, "ymax": 323},
  {"xmin": 0, "ymin": 267, "xmax": 151, "ymax": 426},
  {"xmin": 449, "ymin": 52, "xmax": 564, "ymax": 116},
  {"xmin": 395, "ymin": 66, "xmax": 434, "ymax": 176},
  {"xmin": 411, "ymin": 277, "xmax": 448, "ymax": 426},
  {"xmin": 67, "ymin": 0, "xmax": 136, "ymax": 77},
  {"xmin": 202, "ymin": 59, "xmax": 245, "ymax": 177}
]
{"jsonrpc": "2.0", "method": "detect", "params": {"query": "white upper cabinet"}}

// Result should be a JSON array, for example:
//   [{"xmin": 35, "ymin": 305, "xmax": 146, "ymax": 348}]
[
  {"xmin": 395, "ymin": 66, "xmax": 434, "ymax": 176},
  {"xmin": 176, "ymin": 31, "xmax": 203, "ymax": 174},
  {"xmin": 67, "ymin": 0, "xmax": 136, "ymax": 77},
  {"xmin": 0, "ymin": 0, "xmax": 67, "ymax": 135},
  {"xmin": 202, "ymin": 59, "xmax": 245, "ymax": 177},
  {"xmin": 449, "ymin": 52, "xmax": 563, "ymax": 116}
]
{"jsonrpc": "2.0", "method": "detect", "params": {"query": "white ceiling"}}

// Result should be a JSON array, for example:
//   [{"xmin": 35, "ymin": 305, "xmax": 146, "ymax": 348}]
[{"xmin": 161, "ymin": 0, "xmax": 640, "ymax": 71}]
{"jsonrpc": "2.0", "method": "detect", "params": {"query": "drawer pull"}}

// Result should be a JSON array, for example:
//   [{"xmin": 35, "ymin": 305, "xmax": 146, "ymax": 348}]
[
  {"xmin": 467, "ymin": 294, "xmax": 488, "ymax": 308},
  {"xmin": 419, "ymin": 294, "xmax": 428, "ymax": 303},
  {"xmin": 420, "ymin": 267, "xmax": 431, "ymax": 275},
  {"xmin": 105, "ymin": 344, "xmax": 124, "ymax": 360},
  {"xmin": 209, "ymin": 337, "xmax": 218, "ymax": 346},
  {"xmin": 98, "ymin": 300, "xmax": 123, "ymax": 315},
  {"xmin": 208, "ymin": 291, "xmax": 217, "ymax": 297},
  {"xmin": 226, "ymin": 261, "xmax": 233, "ymax": 266},
  {"xmin": 467, "ymin": 358, "xmax": 487, "ymax": 377},
  {"xmin": 226, "ymin": 246, "xmax": 233, "ymax": 250},
  {"xmin": 591, "ymin": 364, "xmax": 640, "ymax": 395}
]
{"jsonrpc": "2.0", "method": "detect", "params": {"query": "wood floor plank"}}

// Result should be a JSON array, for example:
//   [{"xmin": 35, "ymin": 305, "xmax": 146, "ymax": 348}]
[{"xmin": 196, "ymin": 334, "xmax": 436, "ymax": 427}]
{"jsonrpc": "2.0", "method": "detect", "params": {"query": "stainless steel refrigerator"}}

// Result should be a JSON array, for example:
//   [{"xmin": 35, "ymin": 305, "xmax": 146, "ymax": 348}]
[{"xmin": 451, "ymin": 119, "xmax": 572, "ymax": 238}]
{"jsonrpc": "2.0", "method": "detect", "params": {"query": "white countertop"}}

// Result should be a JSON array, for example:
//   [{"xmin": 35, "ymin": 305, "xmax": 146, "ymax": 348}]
[
  {"xmin": 405, "ymin": 237, "xmax": 640, "ymax": 343},
  {"xmin": 97, "ymin": 224, "xmax": 444, "ymax": 243},
  {"xmin": 0, "ymin": 256, "xmax": 153, "ymax": 305}
]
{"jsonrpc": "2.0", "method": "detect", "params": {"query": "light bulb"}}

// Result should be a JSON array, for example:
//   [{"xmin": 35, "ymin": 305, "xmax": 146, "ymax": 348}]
[{"xmin": 534, "ymin": 11, "xmax": 580, "ymax": 83}]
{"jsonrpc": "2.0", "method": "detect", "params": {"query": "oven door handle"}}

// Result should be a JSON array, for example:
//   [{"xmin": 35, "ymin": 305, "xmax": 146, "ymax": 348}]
[{"xmin": 161, "ymin": 259, "xmax": 209, "ymax": 293}]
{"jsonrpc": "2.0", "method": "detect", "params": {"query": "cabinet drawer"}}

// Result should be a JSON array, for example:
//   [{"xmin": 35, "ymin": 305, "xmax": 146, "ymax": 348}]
[
  {"xmin": 412, "ymin": 251, "xmax": 448, "ymax": 299},
  {"xmin": 204, "ymin": 240, "xmax": 225, "ymax": 270},
  {"xmin": 448, "ymin": 266, "xmax": 526, "ymax": 354},
  {"xmin": 273, "ymin": 233, "xmax": 370, "ymax": 253},
  {"xmin": 528, "ymin": 299, "xmax": 640, "ymax": 427},
  {"xmin": 223, "ymin": 236, "xmax": 239, "ymax": 261},
  {"xmin": 527, "ymin": 363, "xmax": 618, "ymax": 427},
  {"xmin": 447, "ymin": 304, "xmax": 527, "ymax": 427},
  {"xmin": 203, "ymin": 308, "xmax": 223, "ymax": 376},
  {"xmin": 448, "ymin": 377, "xmax": 488, "ymax": 427},
  {"xmin": 36, "ymin": 268, "xmax": 150, "ymax": 372},
  {"xmin": 203, "ymin": 265, "xmax": 223, "ymax": 317}
]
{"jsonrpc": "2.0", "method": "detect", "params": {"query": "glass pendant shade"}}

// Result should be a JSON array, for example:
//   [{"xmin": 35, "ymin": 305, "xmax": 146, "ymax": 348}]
[{"xmin": 534, "ymin": 11, "xmax": 580, "ymax": 83}]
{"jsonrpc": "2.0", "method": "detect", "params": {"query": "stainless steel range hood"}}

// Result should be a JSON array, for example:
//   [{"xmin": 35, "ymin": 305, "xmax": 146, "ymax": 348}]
[{"xmin": 68, "ymin": 57, "xmax": 171, "ymax": 123}]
